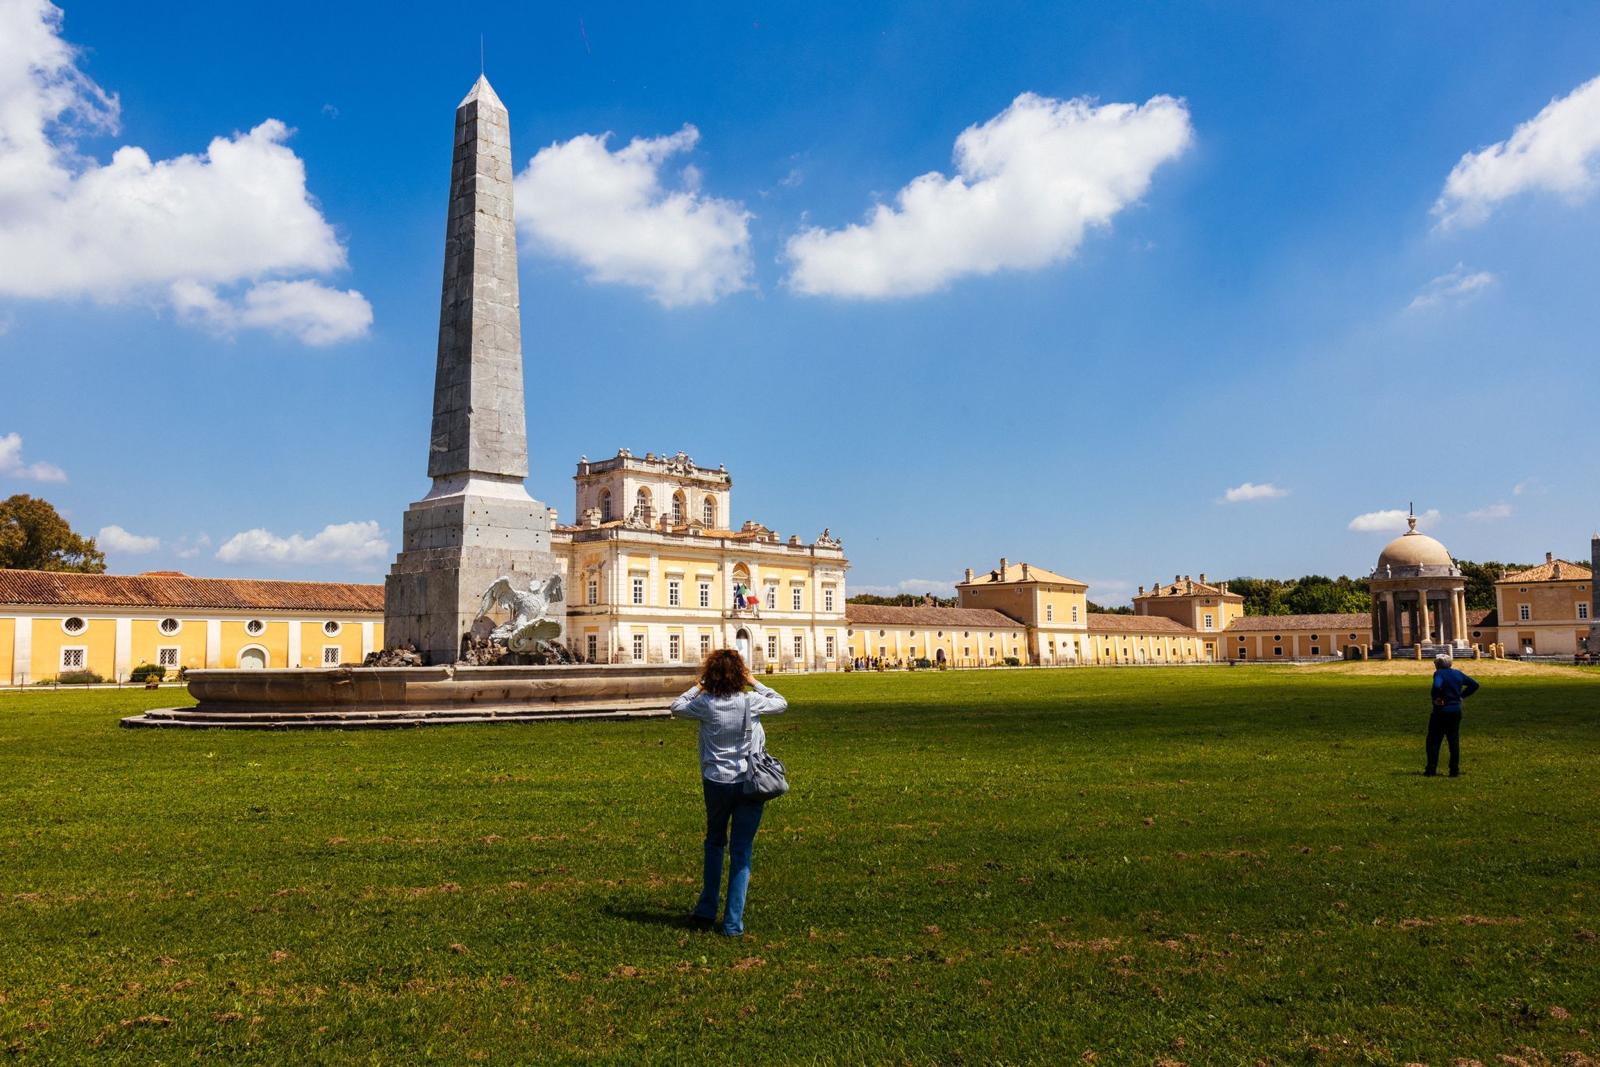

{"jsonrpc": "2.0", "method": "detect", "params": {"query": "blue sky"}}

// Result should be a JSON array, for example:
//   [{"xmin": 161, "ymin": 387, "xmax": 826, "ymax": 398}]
[{"xmin": 2, "ymin": 1, "xmax": 1597, "ymax": 603}]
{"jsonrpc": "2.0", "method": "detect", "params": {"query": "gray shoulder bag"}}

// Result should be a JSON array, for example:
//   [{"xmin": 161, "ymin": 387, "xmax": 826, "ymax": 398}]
[{"xmin": 740, "ymin": 691, "xmax": 790, "ymax": 802}]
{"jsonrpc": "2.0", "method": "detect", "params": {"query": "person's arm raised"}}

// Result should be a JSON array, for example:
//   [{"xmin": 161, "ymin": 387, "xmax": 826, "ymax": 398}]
[
  {"xmin": 669, "ymin": 685, "xmax": 707, "ymax": 719},
  {"xmin": 747, "ymin": 681, "xmax": 788, "ymax": 717}
]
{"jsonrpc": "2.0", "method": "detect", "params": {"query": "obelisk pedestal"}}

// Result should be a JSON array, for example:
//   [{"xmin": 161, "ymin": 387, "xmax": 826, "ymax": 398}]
[{"xmin": 384, "ymin": 75, "xmax": 564, "ymax": 665}]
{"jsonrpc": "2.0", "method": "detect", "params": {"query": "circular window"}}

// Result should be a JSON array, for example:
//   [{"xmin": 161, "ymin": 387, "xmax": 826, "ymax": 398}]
[
  {"xmin": 159, "ymin": 617, "xmax": 181, "ymax": 635},
  {"xmin": 62, "ymin": 616, "xmax": 86, "ymax": 635},
  {"xmin": 245, "ymin": 619, "xmax": 266, "ymax": 636},
  {"xmin": 909, "ymin": 630, "xmax": 917, "ymax": 637},
  {"xmin": 937, "ymin": 631, "xmax": 943, "ymax": 637},
  {"xmin": 1274, "ymin": 635, "xmax": 1282, "ymax": 641},
  {"xmin": 323, "ymin": 620, "xmax": 342, "ymax": 636},
  {"xmin": 879, "ymin": 630, "xmax": 885, "ymax": 637},
  {"xmin": 846, "ymin": 629, "xmax": 854, "ymax": 637}
]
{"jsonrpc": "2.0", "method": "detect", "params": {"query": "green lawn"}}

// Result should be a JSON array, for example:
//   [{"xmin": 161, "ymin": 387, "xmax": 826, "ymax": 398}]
[{"xmin": 2, "ymin": 664, "xmax": 1598, "ymax": 1065}]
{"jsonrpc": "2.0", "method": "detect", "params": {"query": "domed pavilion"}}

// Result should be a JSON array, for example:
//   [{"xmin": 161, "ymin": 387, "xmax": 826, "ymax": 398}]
[{"xmin": 1368, "ymin": 510, "xmax": 1469, "ymax": 652}]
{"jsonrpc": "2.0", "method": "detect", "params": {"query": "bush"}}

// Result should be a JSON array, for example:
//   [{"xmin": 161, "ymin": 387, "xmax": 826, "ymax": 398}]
[
  {"xmin": 912, "ymin": 657, "xmax": 933, "ymax": 670},
  {"xmin": 128, "ymin": 663, "xmax": 166, "ymax": 683},
  {"xmin": 56, "ymin": 670, "xmax": 104, "ymax": 685},
  {"xmin": 1002, "ymin": 656, "xmax": 1022, "ymax": 667}
]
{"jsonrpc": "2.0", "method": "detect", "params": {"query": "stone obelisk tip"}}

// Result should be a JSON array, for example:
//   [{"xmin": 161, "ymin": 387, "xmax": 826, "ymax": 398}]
[{"xmin": 458, "ymin": 74, "xmax": 504, "ymax": 111}]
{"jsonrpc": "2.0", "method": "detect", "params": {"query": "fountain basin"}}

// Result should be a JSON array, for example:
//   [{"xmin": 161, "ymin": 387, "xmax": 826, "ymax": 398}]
[{"xmin": 120, "ymin": 663, "xmax": 698, "ymax": 729}]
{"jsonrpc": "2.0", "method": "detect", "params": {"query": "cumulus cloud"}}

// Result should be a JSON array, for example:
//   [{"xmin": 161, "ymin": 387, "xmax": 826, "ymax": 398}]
[
  {"xmin": 1434, "ymin": 73, "xmax": 1600, "ymax": 228},
  {"xmin": 514, "ymin": 125, "xmax": 752, "ymax": 306},
  {"xmin": 1222, "ymin": 482, "xmax": 1288, "ymax": 503},
  {"xmin": 96, "ymin": 524, "xmax": 158, "ymax": 553},
  {"xmin": 173, "ymin": 533, "xmax": 211, "ymax": 560},
  {"xmin": 0, "ymin": 431, "xmax": 66, "ymax": 481},
  {"xmin": 1466, "ymin": 503, "xmax": 1513, "ymax": 521},
  {"xmin": 0, "ymin": 1, "xmax": 370, "ymax": 340},
  {"xmin": 216, "ymin": 521, "xmax": 389, "ymax": 565},
  {"xmin": 785, "ymin": 92, "xmax": 1193, "ymax": 298},
  {"xmin": 852, "ymin": 577, "xmax": 959, "ymax": 598},
  {"xmin": 1348, "ymin": 508, "xmax": 1440, "ymax": 534},
  {"xmin": 1406, "ymin": 264, "xmax": 1497, "ymax": 311},
  {"xmin": 171, "ymin": 279, "xmax": 372, "ymax": 346}
]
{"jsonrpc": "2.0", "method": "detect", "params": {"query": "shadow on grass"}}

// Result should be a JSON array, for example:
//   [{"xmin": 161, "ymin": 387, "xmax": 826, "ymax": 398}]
[{"xmin": 602, "ymin": 903, "xmax": 708, "ymax": 930}]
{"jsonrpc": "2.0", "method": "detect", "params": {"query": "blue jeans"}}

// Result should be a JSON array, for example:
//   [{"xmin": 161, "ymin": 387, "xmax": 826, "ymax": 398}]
[{"xmin": 693, "ymin": 778, "xmax": 765, "ymax": 935}]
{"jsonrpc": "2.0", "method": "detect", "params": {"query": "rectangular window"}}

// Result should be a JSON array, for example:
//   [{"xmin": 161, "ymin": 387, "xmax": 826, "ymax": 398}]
[
  {"xmin": 963, "ymin": 646, "xmax": 970, "ymax": 658},
  {"xmin": 632, "ymin": 577, "xmax": 646, "ymax": 606},
  {"xmin": 1274, "ymin": 646, "xmax": 1283, "ymax": 657},
  {"xmin": 1203, "ymin": 613, "xmax": 1214, "ymax": 630},
  {"xmin": 586, "ymin": 578, "xmax": 598, "ymax": 605},
  {"xmin": 1580, "ymin": 603, "xmax": 1590, "ymax": 620},
  {"xmin": 323, "ymin": 645, "xmax": 342, "ymax": 666},
  {"xmin": 1046, "ymin": 604, "xmax": 1054, "ymax": 622},
  {"xmin": 698, "ymin": 581, "xmax": 711, "ymax": 609},
  {"xmin": 61, "ymin": 647, "xmax": 86, "ymax": 670},
  {"xmin": 825, "ymin": 635, "xmax": 835, "ymax": 658},
  {"xmin": 765, "ymin": 585, "xmax": 777, "ymax": 610},
  {"xmin": 767, "ymin": 635, "xmax": 778, "ymax": 660},
  {"xmin": 794, "ymin": 635, "xmax": 804, "ymax": 660},
  {"xmin": 668, "ymin": 579, "xmax": 681, "ymax": 607},
  {"xmin": 699, "ymin": 634, "xmax": 712, "ymax": 657},
  {"xmin": 586, "ymin": 634, "xmax": 598, "ymax": 662},
  {"xmin": 792, "ymin": 586, "xmax": 803, "ymax": 611},
  {"xmin": 1310, "ymin": 646, "xmax": 1320, "ymax": 656},
  {"xmin": 1071, "ymin": 606, "xmax": 1079, "ymax": 622},
  {"xmin": 668, "ymin": 634, "xmax": 681, "ymax": 661},
  {"xmin": 157, "ymin": 646, "xmax": 180, "ymax": 669},
  {"xmin": 631, "ymin": 634, "xmax": 645, "ymax": 661},
  {"xmin": 824, "ymin": 587, "xmax": 835, "ymax": 612},
  {"xmin": 1519, "ymin": 603, "xmax": 1531, "ymax": 621}
]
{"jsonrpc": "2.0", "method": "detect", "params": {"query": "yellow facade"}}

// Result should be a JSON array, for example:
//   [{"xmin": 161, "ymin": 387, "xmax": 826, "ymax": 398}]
[
  {"xmin": 844, "ymin": 616, "xmax": 1027, "ymax": 667},
  {"xmin": 2, "ymin": 605, "xmax": 383, "ymax": 686},
  {"xmin": 1493, "ymin": 555, "xmax": 1593, "ymax": 656},
  {"xmin": 559, "ymin": 450, "xmax": 848, "ymax": 670}
]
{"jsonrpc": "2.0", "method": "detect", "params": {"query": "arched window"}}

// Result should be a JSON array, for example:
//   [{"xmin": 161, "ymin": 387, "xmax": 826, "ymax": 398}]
[
  {"xmin": 635, "ymin": 487, "xmax": 652, "ymax": 517},
  {"xmin": 671, "ymin": 490, "xmax": 686, "ymax": 525},
  {"xmin": 702, "ymin": 495, "xmax": 716, "ymax": 527},
  {"xmin": 598, "ymin": 489, "xmax": 613, "ymax": 522}
]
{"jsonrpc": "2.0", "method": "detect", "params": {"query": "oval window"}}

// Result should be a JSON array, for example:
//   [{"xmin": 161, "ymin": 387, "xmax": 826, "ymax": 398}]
[{"xmin": 159, "ymin": 617, "xmax": 181, "ymax": 635}]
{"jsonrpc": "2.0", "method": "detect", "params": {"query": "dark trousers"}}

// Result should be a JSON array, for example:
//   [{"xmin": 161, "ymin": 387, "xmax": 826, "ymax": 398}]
[{"xmin": 1425, "ymin": 710, "xmax": 1461, "ymax": 775}]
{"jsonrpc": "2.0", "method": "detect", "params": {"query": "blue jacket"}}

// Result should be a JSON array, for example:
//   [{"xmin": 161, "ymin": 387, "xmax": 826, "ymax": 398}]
[{"xmin": 1431, "ymin": 667, "xmax": 1479, "ymax": 712}]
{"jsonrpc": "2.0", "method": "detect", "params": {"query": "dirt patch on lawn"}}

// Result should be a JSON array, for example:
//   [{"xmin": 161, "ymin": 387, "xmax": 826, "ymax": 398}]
[{"xmin": 1311, "ymin": 659, "xmax": 1594, "ymax": 679}]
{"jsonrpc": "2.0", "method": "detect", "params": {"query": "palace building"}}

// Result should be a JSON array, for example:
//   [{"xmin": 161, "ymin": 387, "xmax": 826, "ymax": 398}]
[
  {"xmin": 1484, "ymin": 551, "xmax": 1593, "ymax": 657},
  {"xmin": 553, "ymin": 450, "xmax": 849, "ymax": 670},
  {"xmin": 0, "ymin": 570, "xmax": 383, "ymax": 686}
]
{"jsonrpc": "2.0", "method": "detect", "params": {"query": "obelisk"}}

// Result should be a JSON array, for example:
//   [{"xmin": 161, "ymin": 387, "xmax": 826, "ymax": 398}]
[{"xmin": 384, "ymin": 76, "xmax": 563, "ymax": 664}]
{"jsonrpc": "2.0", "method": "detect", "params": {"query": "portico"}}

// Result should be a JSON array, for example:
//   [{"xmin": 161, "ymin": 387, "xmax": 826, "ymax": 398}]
[{"xmin": 1368, "ymin": 511, "xmax": 1469, "ymax": 652}]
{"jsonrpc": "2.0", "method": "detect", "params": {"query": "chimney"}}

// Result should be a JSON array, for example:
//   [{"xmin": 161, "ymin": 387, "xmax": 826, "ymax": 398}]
[
  {"xmin": 1138, "ymin": 585, "xmax": 1145, "ymax": 596},
  {"xmin": 1199, "ymin": 572, "xmax": 1207, "ymax": 584},
  {"xmin": 964, "ymin": 568, "xmax": 974, "ymax": 583},
  {"xmin": 1546, "ymin": 551, "xmax": 1554, "ymax": 563},
  {"xmin": 999, "ymin": 557, "xmax": 1008, "ymax": 577},
  {"xmin": 1021, "ymin": 563, "xmax": 1030, "ymax": 580},
  {"xmin": 1174, "ymin": 574, "xmax": 1180, "ymax": 584}
]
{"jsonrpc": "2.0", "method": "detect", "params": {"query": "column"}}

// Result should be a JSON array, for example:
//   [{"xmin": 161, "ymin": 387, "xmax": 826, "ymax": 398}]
[
  {"xmin": 13, "ymin": 617, "xmax": 33, "ymax": 685},
  {"xmin": 114, "ymin": 617, "xmax": 133, "ymax": 681},
  {"xmin": 288, "ymin": 619, "xmax": 303, "ymax": 669},
  {"xmin": 206, "ymin": 619, "xmax": 222, "ymax": 668},
  {"xmin": 1418, "ymin": 591, "xmax": 1431, "ymax": 646},
  {"xmin": 361, "ymin": 621, "xmax": 375, "ymax": 659}
]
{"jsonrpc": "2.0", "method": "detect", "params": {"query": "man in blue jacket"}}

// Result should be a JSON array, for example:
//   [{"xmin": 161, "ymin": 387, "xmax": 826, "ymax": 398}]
[{"xmin": 1426, "ymin": 653, "xmax": 1480, "ymax": 777}]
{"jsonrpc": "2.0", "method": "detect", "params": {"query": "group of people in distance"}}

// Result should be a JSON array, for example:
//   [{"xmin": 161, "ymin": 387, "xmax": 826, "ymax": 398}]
[{"xmin": 665, "ymin": 647, "xmax": 1482, "ymax": 938}]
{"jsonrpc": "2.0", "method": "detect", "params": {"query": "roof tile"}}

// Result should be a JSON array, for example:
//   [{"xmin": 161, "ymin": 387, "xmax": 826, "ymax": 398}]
[{"xmin": 0, "ymin": 570, "xmax": 383, "ymax": 613}]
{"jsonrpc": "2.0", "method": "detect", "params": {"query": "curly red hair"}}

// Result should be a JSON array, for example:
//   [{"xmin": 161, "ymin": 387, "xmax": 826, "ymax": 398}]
[{"xmin": 698, "ymin": 648, "xmax": 752, "ymax": 698}]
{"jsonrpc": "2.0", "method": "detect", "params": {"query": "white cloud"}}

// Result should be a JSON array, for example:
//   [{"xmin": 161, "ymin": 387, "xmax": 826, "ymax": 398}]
[
  {"xmin": 1466, "ymin": 503, "xmax": 1513, "ymax": 521},
  {"xmin": 0, "ymin": 1, "xmax": 369, "ymax": 340},
  {"xmin": 173, "ymin": 533, "xmax": 211, "ymax": 560},
  {"xmin": 1406, "ymin": 264, "xmax": 1497, "ymax": 311},
  {"xmin": 852, "ymin": 578, "xmax": 959, "ymax": 598},
  {"xmin": 1434, "ymin": 73, "xmax": 1600, "ymax": 228},
  {"xmin": 172, "ymin": 279, "xmax": 372, "ymax": 346},
  {"xmin": 784, "ymin": 91, "xmax": 1193, "ymax": 298},
  {"xmin": 1512, "ymin": 478, "xmax": 1544, "ymax": 497},
  {"xmin": 1085, "ymin": 578, "xmax": 1135, "ymax": 607},
  {"xmin": 216, "ymin": 521, "xmax": 389, "ymax": 565},
  {"xmin": 96, "ymin": 524, "xmax": 159, "ymax": 553},
  {"xmin": 1222, "ymin": 481, "xmax": 1288, "ymax": 503},
  {"xmin": 1348, "ymin": 508, "xmax": 1440, "ymax": 533},
  {"xmin": 514, "ymin": 125, "xmax": 752, "ymax": 306},
  {"xmin": 0, "ymin": 431, "xmax": 66, "ymax": 481}
]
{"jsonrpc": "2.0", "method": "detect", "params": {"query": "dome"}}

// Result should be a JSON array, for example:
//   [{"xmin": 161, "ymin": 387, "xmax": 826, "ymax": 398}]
[{"xmin": 1376, "ymin": 515, "xmax": 1453, "ymax": 570}]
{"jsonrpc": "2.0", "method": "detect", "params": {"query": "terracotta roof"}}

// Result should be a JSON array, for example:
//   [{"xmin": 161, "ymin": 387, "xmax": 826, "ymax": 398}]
[
  {"xmin": 1137, "ymin": 576, "xmax": 1241, "ymax": 599},
  {"xmin": 1468, "ymin": 608, "xmax": 1497, "ymax": 628},
  {"xmin": 1223, "ymin": 613, "xmax": 1370, "ymax": 633},
  {"xmin": 0, "ymin": 570, "xmax": 384, "ymax": 613},
  {"xmin": 1083, "ymin": 613, "xmax": 1197, "ymax": 634},
  {"xmin": 960, "ymin": 561, "xmax": 1086, "ymax": 587},
  {"xmin": 846, "ymin": 604, "xmax": 1023, "ymax": 630},
  {"xmin": 1498, "ymin": 558, "xmax": 1592, "ymax": 584}
]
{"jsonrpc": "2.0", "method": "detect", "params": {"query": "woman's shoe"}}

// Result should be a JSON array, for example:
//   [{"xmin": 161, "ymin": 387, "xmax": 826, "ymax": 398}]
[{"xmin": 688, "ymin": 914, "xmax": 716, "ymax": 930}]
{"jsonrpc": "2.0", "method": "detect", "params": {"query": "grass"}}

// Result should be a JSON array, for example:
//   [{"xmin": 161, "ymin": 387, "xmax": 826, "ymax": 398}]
[{"xmin": 2, "ymin": 662, "xmax": 1598, "ymax": 1065}]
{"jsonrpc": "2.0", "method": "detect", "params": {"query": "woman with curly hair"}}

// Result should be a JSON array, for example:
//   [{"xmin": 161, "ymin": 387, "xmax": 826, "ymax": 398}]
[{"xmin": 669, "ymin": 648, "xmax": 787, "ymax": 936}]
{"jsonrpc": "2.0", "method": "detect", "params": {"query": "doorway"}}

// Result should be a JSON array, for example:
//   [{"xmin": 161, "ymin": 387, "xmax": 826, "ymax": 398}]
[{"xmin": 735, "ymin": 628, "xmax": 751, "ymax": 664}]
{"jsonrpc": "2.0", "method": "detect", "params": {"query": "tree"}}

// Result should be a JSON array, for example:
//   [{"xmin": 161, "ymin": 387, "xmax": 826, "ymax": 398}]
[
  {"xmin": 1086, "ymin": 600, "xmax": 1132, "ymax": 615},
  {"xmin": 847, "ymin": 593, "xmax": 958, "ymax": 608},
  {"xmin": 1227, "ymin": 574, "xmax": 1370, "ymax": 616},
  {"xmin": 0, "ymin": 495, "xmax": 107, "ymax": 573},
  {"xmin": 1456, "ymin": 559, "xmax": 1534, "ymax": 611}
]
